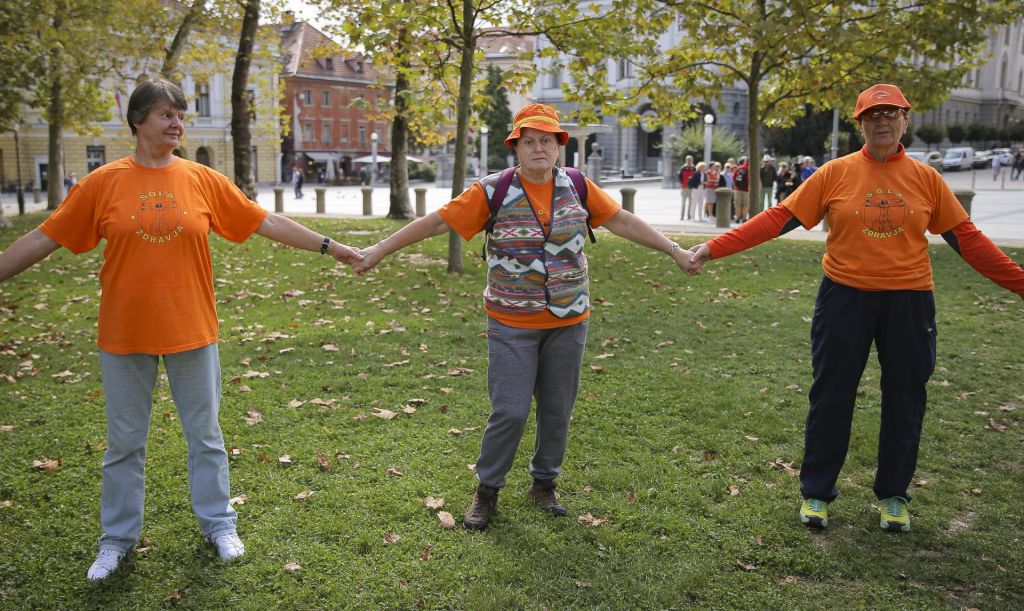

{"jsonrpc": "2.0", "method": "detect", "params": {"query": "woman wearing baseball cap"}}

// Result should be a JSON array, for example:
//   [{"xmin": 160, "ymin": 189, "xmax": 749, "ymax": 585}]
[
  {"xmin": 689, "ymin": 84, "xmax": 1024, "ymax": 533},
  {"xmin": 353, "ymin": 103, "xmax": 701, "ymax": 529}
]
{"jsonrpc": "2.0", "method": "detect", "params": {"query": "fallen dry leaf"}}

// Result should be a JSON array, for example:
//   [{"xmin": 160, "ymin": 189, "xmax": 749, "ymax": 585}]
[
  {"xmin": 736, "ymin": 559, "xmax": 758, "ymax": 572},
  {"xmin": 229, "ymin": 494, "xmax": 248, "ymax": 506},
  {"xmin": 288, "ymin": 399, "xmax": 305, "ymax": 408},
  {"xmin": 385, "ymin": 467, "xmax": 404, "ymax": 477},
  {"xmin": 744, "ymin": 436, "xmax": 759, "ymax": 442},
  {"xmin": 383, "ymin": 533, "xmax": 401, "ymax": 545},
  {"xmin": 421, "ymin": 546, "xmax": 432, "ymax": 561},
  {"xmin": 315, "ymin": 451, "xmax": 332, "ymax": 473},
  {"xmin": 237, "ymin": 385, "xmax": 252, "ymax": 393},
  {"xmin": 283, "ymin": 562, "xmax": 302, "ymax": 572},
  {"xmin": 294, "ymin": 490, "xmax": 314, "ymax": 501},
  {"xmin": 31, "ymin": 457, "xmax": 60, "ymax": 472},
  {"xmin": 425, "ymin": 496, "xmax": 445, "ymax": 510},
  {"xmin": 437, "ymin": 511, "xmax": 456, "ymax": 529},
  {"xmin": 729, "ymin": 485, "xmax": 741, "ymax": 496},
  {"xmin": 373, "ymin": 409, "xmax": 398, "ymax": 420},
  {"xmin": 244, "ymin": 409, "xmax": 263, "ymax": 426},
  {"xmin": 577, "ymin": 513, "xmax": 608, "ymax": 527},
  {"xmin": 0, "ymin": 425, "xmax": 14, "ymax": 432},
  {"xmin": 590, "ymin": 365, "xmax": 604, "ymax": 373},
  {"xmin": 769, "ymin": 458, "xmax": 799, "ymax": 475},
  {"xmin": 322, "ymin": 344, "xmax": 340, "ymax": 352},
  {"xmin": 278, "ymin": 455, "xmax": 293, "ymax": 464},
  {"xmin": 985, "ymin": 419, "xmax": 1008, "ymax": 432},
  {"xmin": 164, "ymin": 589, "xmax": 182, "ymax": 603},
  {"xmin": 1, "ymin": 500, "xmax": 13, "ymax": 509},
  {"xmin": 402, "ymin": 406, "xmax": 416, "ymax": 415}
]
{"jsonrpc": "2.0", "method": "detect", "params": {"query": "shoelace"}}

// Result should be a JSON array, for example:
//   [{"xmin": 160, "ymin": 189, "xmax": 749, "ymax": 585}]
[
  {"xmin": 807, "ymin": 499, "xmax": 827, "ymax": 512},
  {"xmin": 885, "ymin": 499, "xmax": 906, "ymax": 518}
]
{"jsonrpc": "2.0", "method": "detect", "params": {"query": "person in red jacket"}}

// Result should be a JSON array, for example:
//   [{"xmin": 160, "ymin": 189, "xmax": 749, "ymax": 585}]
[
  {"xmin": 688, "ymin": 83, "xmax": 1024, "ymax": 533},
  {"xmin": 732, "ymin": 157, "xmax": 751, "ymax": 222},
  {"xmin": 679, "ymin": 155, "xmax": 697, "ymax": 220}
]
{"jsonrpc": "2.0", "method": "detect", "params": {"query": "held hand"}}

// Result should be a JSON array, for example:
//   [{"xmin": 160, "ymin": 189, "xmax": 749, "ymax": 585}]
[
  {"xmin": 352, "ymin": 244, "xmax": 385, "ymax": 275},
  {"xmin": 670, "ymin": 245, "xmax": 702, "ymax": 276},
  {"xmin": 688, "ymin": 243, "xmax": 712, "ymax": 274},
  {"xmin": 329, "ymin": 242, "xmax": 364, "ymax": 265}
]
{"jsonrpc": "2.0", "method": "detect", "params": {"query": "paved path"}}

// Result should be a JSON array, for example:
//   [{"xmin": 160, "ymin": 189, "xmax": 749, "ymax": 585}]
[{"xmin": 5, "ymin": 167, "xmax": 1022, "ymax": 247}]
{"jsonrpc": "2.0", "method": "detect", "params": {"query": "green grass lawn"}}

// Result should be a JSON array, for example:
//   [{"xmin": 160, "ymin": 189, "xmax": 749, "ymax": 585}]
[{"xmin": 1, "ymin": 211, "xmax": 1022, "ymax": 609}]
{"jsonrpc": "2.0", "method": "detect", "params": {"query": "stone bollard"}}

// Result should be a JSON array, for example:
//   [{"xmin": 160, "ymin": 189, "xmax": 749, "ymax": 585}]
[
  {"xmin": 315, "ymin": 188, "xmax": 326, "ymax": 214},
  {"xmin": 620, "ymin": 188, "xmax": 636, "ymax": 213},
  {"xmin": 273, "ymin": 187, "xmax": 284, "ymax": 213},
  {"xmin": 414, "ymin": 187, "xmax": 427, "ymax": 217},
  {"xmin": 715, "ymin": 188, "xmax": 733, "ymax": 228},
  {"xmin": 953, "ymin": 189, "xmax": 974, "ymax": 217},
  {"xmin": 361, "ymin": 187, "xmax": 373, "ymax": 215},
  {"xmin": 33, "ymin": 187, "xmax": 41, "ymax": 204}
]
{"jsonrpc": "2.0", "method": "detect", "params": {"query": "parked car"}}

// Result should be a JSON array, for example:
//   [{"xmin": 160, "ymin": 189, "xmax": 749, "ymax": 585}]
[
  {"xmin": 972, "ymin": 150, "xmax": 993, "ymax": 169},
  {"xmin": 906, "ymin": 151, "xmax": 943, "ymax": 172},
  {"xmin": 942, "ymin": 147, "xmax": 975, "ymax": 171},
  {"xmin": 991, "ymin": 148, "xmax": 1014, "ymax": 165}
]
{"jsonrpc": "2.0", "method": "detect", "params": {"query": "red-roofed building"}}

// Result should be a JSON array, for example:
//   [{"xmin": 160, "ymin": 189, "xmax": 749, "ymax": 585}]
[{"xmin": 279, "ymin": 21, "xmax": 391, "ymax": 183}]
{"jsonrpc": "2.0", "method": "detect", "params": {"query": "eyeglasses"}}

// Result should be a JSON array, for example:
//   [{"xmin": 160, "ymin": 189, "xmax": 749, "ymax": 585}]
[{"xmin": 862, "ymin": 108, "xmax": 905, "ymax": 121}]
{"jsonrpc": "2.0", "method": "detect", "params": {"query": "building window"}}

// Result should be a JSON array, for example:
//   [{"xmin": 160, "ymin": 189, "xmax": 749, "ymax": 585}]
[
  {"xmin": 359, "ymin": 125, "xmax": 366, "ymax": 145},
  {"xmin": 322, "ymin": 90, "xmax": 330, "ymax": 106},
  {"xmin": 86, "ymin": 146, "xmax": 105, "ymax": 173},
  {"xmin": 375, "ymin": 127, "xmax": 383, "ymax": 145},
  {"xmin": 196, "ymin": 83, "xmax": 210, "ymax": 117},
  {"xmin": 302, "ymin": 90, "xmax": 312, "ymax": 105},
  {"xmin": 547, "ymin": 70, "xmax": 563, "ymax": 88},
  {"xmin": 340, "ymin": 121, "xmax": 350, "ymax": 143},
  {"xmin": 324, "ymin": 57, "xmax": 333, "ymax": 71},
  {"xmin": 321, "ymin": 122, "xmax": 331, "ymax": 144},
  {"xmin": 303, "ymin": 122, "xmax": 314, "ymax": 142}
]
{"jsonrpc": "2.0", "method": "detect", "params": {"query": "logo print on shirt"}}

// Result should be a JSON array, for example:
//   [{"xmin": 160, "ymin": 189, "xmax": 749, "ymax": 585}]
[
  {"xmin": 133, "ymin": 190, "xmax": 186, "ymax": 243},
  {"xmin": 858, "ymin": 188, "xmax": 907, "ymax": 238}
]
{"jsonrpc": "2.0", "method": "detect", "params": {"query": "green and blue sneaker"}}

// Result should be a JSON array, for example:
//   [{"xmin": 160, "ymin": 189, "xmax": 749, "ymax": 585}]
[
  {"xmin": 799, "ymin": 498, "xmax": 829, "ymax": 529},
  {"xmin": 879, "ymin": 497, "xmax": 911, "ymax": 532}
]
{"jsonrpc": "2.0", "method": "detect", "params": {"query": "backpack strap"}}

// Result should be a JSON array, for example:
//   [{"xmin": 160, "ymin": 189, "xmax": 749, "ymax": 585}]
[
  {"xmin": 482, "ymin": 167, "xmax": 518, "ymax": 260},
  {"xmin": 564, "ymin": 167, "xmax": 596, "ymax": 244}
]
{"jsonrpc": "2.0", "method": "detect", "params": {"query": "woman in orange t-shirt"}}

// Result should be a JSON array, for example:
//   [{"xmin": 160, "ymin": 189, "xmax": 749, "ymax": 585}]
[
  {"xmin": 689, "ymin": 84, "xmax": 1024, "ymax": 534},
  {"xmin": 0, "ymin": 79, "xmax": 362, "ymax": 581},
  {"xmin": 352, "ymin": 104, "xmax": 702, "ymax": 531}
]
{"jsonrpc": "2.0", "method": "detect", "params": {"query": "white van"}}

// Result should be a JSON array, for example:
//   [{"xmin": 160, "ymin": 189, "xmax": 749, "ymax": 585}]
[{"xmin": 942, "ymin": 147, "xmax": 974, "ymax": 171}]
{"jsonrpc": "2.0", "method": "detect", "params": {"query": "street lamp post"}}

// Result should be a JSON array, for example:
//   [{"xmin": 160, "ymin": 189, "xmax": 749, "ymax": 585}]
[
  {"xmin": 703, "ymin": 113, "xmax": 714, "ymax": 165},
  {"xmin": 12, "ymin": 127, "xmax": 25, "ymax": 214},
  {"xmin": 480, "ymin": 125, "xmax": 488, "ymax": 177},
  {"xmin": 370, "ymin": 131, "xmax": 379, "ymax": 187}
]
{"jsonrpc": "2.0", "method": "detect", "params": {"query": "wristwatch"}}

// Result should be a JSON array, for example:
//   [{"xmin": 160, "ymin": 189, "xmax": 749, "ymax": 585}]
[
  {"xmin": 320, "ymin": 237, "xmax": 331, "ymax": 255},
  {"xmin": 668, "ymin": 241, "xmax": 681, "ymax": 255}
]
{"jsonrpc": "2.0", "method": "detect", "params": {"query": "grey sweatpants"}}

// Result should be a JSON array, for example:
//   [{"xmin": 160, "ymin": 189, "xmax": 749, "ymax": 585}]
[
  {"xmin": 97, "ymin": 344, "xmax": 237, "ymax": 551},
  {"xmin": 475, "ymin": 317, "xmax": 589, "ymax": 488}
]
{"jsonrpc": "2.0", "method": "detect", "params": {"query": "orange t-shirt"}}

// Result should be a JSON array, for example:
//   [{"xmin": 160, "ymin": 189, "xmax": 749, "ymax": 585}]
[
  {"xmin": 783, "ymin": 146, "xmax": 968, "ymax": 291},
  {"xmin": 40, "ymin": 156, "xmax": 268, "ymax": 354},
  {"xmin": 438, "ymin": 171, "xmax": 621, "ymax": 329}
]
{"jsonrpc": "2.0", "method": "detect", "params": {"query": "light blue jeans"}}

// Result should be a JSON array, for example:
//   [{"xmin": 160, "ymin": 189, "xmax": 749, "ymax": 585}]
[{"xmin": 97, "ymin": 344, "xmax": 237, "ymax": 552}]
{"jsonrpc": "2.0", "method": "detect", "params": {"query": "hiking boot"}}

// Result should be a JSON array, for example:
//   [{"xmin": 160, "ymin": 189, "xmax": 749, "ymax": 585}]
[
  {"xmin": 211, "ymin": 532, "xmax": 245, "ymax": 561},
  {"xmin": 87, "ymin": 548, "xmax": 126, "ymax": 581},
  {"xmin": 879, "ymin": 497, "xmax": 911, "ymax": 533},
  {"xmin": 799, "ymin": 498, "xmax": 829, "ymax": 529},
  {"xmin": 463, "ymin": 485, "xmax": 498, "ymax": 530},
  {"xmin": 530, "ymin": 479, "xmax": 567, "ymax": 516}
]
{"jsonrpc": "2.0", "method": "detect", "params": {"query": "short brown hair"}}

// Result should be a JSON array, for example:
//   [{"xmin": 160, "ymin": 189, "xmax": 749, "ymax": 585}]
[{"xmin": 126, "ymin": 78, "xmax": 188, "ymax": 136}]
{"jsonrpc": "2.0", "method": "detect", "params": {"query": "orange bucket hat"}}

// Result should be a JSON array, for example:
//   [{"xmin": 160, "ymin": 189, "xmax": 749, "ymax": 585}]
[
  {"xmin": 853, "ymin": 84, "xmax": 911, "ymax": 120},
  {"xmin": 504, "ymin": 103, "xmax": 570, "ymax": 148}
]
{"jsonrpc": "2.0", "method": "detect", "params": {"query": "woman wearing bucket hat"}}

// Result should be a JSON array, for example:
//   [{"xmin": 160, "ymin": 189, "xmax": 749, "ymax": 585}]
[
  {"xmin": 353, "ymin": 103, "xmax": 702, "ymax": 530},
  {"xmin": 688, "ymin": 83, "xmax": 1024, "ymax": 533}
]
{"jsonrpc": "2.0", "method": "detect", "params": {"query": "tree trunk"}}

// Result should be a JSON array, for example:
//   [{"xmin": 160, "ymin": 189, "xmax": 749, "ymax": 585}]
[
  {"xmin": 746, "ymin": 56, "xmax": 762, "ymax": 217},
  {"xmin": 230, "ymin": 0, "xmax": 259, "ymax": 199},
  {"xmin": 162, "ymin": 0, "xmax": 206, "ymax": 82},
  {"xmin": 447, "ymin": 0, "xmax": 475, "ymax": 273},
  {"xmin": 46, "ymin": 12, "xmax": 65, "ymax": 211},
  {"xmin": 387, "ymin": 21, "xmax": 412, "ymax": 219}
]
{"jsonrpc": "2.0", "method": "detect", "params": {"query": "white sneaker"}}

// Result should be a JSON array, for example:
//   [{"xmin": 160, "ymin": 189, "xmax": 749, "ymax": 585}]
[
  {"xmin": 86, "ymin": 549, "xmax": 125, "ymax": 581},
  {"xmin": 211, "ymin": 532, "xmax": 245, "ymax": 561}
]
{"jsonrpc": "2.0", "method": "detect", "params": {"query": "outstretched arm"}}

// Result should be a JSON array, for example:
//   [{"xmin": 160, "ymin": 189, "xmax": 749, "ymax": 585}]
[
  {"xmin": 689, "ymin": 205, "xmax": 801, "ymax": 269},
  {"xmin": 601, "ymin": 208, "xmax": 701, "ymax": 275},
  {"xmin": 353, "ymin": 211, "xmax": 452, "ymax": 275},
  {"xmin": 941, "ymin": 219, "xmax": 1024, "ymax": 299},
  {"xmin": 255, "ymin": 213, "xmax": 362, "ymax": 264},
  {"xmin": 0, "ymin": 229, "xmax": 61, "ymax": 282}
]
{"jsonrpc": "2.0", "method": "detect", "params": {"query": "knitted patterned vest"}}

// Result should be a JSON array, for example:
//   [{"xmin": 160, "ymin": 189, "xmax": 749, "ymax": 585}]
[{"xmin": 480, "ymin": 168, "xmax": 590, "ymax": 318}]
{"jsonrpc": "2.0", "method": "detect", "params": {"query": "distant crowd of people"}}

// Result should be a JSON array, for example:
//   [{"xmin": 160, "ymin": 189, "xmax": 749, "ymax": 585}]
[{"xmin": 678, "ymin": 153, "xmax": 819, "ymax": 223}]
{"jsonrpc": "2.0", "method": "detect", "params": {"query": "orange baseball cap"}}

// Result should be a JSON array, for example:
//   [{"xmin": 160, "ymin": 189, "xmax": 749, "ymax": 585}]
[
  {"xmin": 504, "ymin": 103, "xmax": 570, "ymax": 147},
  {"xmin": 853, "ymin": 84, "xmax": 911, "ymax": 120}
]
